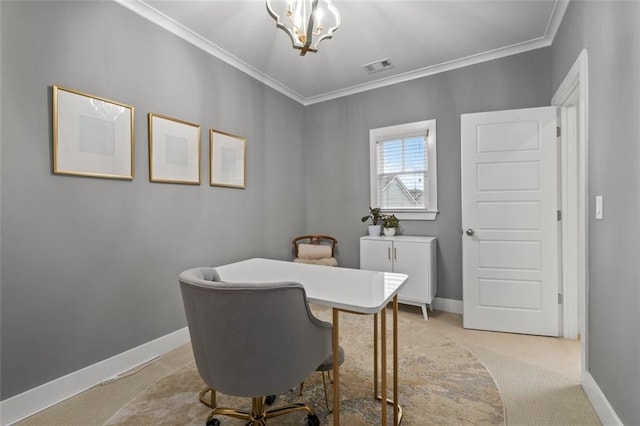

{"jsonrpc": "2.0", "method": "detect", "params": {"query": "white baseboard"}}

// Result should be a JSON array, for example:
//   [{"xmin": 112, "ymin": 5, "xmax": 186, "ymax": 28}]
[
  {"xmin": 433, "ymin": 297, "xmax": 463, "ymax": 315},
  {"xmin": 581, "ymin": 370, "xmax": 623, "ymax": 425},
  {"xmin": 0, "ymin": 327, "xmax": 190, "ymax": 426}
]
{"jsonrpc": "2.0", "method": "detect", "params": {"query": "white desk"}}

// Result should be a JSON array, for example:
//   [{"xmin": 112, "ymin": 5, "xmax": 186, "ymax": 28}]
[{"xmin": 214, "ymin": 258, "xmax": 408, "ymax": 425}]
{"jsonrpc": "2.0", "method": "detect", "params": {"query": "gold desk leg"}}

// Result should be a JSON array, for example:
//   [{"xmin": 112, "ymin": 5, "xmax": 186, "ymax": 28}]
[
  {"xmin": 381, "ymin": 306, "xmax": 387, "ymax": 426},
  {"xmin": 374, "ymin": 297, "xmax": 402, "ymax": 425},
  {"xmin": 374, "ymin": 312, "xmax": 379, "ymax": 398},
  {"xmin": 332, "ymin": 308, "xmax": 340, "ymax": 426},
  {"xmin": 393, "ymin": 296, "xmax": 399, "ymax": 425}
]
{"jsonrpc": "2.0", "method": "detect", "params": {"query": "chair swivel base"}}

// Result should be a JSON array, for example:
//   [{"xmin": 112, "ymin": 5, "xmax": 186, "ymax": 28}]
[
  {"xmin": 200, "ymin": 387, "xmax": 278, "ymax": 408},
  {"xmin": 205, "ymin": 396, "xmax": 319, "ymax": 426},
  {"xmin": 198, "ymin": 388, "xmax": 278, "ymax": 408}
]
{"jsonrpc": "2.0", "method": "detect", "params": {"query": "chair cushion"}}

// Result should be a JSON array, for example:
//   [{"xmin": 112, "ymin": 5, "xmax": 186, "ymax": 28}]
[
  {"xmin": 293, "ymin": 257, "xmax": 338, "ymax": 267},
  {"xmin": 297, "ymin": 243, "xmax": 333, "ymax": 260},
  {"xmin": 316, "ymin": 345, "xmax": 345, "ymax": 371}
]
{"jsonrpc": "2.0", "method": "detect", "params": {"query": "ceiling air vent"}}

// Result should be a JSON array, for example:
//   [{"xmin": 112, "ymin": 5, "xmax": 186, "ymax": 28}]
[{"xmin": 362, "ymin": 58, "xmax": 395, "ymax": 74}]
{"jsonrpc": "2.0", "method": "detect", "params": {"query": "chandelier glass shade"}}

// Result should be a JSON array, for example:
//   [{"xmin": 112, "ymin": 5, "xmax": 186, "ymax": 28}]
[{"xmin": 266, "ymin": 0, "xmax": 341, "ymax": 56}]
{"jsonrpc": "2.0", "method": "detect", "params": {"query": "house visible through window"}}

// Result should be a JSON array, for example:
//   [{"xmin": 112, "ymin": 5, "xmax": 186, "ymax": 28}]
[{"xmin": 369, "ymin": 119, "xmax": 437, "ymax": 220}]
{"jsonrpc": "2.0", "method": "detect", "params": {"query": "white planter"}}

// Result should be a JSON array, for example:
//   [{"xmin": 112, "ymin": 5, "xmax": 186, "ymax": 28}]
[
  {"xmin": 383, "ymin": 227, "xmax": 396, "ymax": 237},
  {"xmin": 368, "ymin": 225, "xmax": 381, "ymax": 236}
]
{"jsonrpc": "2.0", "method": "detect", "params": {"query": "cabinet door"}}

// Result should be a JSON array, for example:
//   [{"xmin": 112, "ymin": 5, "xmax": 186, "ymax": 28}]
[
  {"xmin": 360, "ymin": 239, "xmax": 393, "ymax": 272},
  {"xmin": 393, "ymin": 241, "xmax": 429, "ymax": 302}
]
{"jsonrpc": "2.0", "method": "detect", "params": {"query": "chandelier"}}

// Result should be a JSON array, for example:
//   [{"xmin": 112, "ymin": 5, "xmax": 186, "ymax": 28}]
[{"xmin": 266, "ymin": 0, "xmax": 341, "ymax": 56}]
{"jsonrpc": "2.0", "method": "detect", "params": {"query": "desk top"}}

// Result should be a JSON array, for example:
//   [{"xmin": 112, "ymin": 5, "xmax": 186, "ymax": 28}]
[{"xmin": 214, "ymin": 258, "xmax": 408, "ymax": 314}]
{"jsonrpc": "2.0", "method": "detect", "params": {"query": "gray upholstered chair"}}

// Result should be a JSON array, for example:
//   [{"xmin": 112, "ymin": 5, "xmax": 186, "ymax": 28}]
[{"xmin": 179, "ymin": 267, "xmax": 337, "ymax": 426}]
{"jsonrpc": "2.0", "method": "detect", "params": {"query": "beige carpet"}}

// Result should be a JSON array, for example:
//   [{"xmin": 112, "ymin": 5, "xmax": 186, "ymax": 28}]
[
  {"xmin": 17, "ymin": 306, "xmax": 601, "ymax": 426},
  {"xmin": 104, "ymin": 307, "xmax": 504, "ymax": 425},
  {"xmin": 424, "ymin": 309, "xmax": 601, "ymax": 425}
]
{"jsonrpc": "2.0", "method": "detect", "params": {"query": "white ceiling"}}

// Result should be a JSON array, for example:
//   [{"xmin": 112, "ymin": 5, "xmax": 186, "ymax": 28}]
[{"xmin": 116, "ymin": 0, "xmax": 568, "ymax": 105}]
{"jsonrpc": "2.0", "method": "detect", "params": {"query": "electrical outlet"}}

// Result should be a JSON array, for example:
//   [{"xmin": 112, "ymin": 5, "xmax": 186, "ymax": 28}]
[{"xmin": 595, "ymin": 195, "xmax": 603, "ymax": 220}]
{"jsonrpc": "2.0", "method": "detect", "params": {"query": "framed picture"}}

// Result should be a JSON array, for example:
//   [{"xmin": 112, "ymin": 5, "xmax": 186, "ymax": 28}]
[
  {"xmin": 52, "ymin": 85, "xmax": 134, "ymax": 179},
  {"xmin": 148, "ymin": 113, "xmax": 201, "ymax": 185},
  {"xmin": 209, "ymin": 129, "xmax": 246, "ymax": 188}
]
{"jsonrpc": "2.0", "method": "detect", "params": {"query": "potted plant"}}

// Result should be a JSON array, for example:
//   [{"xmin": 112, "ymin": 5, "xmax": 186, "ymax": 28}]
[
  {"xmin": 382, "ymin": 214, "xmax": 400, "ymax": 236},
  {"xmin": 361, "ymin": 206, "xmax": 383, "ymax": 236}
]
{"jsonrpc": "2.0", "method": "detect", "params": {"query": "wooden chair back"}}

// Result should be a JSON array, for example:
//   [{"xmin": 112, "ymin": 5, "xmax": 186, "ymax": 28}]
[{"xmin": 292, "ymin": 235, "xmax": 337, "ymax": 257}]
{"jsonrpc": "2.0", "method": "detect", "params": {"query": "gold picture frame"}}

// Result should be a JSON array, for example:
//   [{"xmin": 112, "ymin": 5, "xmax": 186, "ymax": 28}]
[
  {"xmin": 148, "ymin": 113, "xmax": 201, "ymax": 185},
  {"xmin": 52, "ymin": 85, "xmax": 134, "ymax": 180},
  {"xmin": 209, "ymin": 129, "xmax": 246, "ymax": 189}
]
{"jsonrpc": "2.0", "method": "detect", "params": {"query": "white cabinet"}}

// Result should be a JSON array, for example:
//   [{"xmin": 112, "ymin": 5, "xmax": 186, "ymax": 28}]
[{"xmin": 360, "ymin": 235, "xmax": 437, "ymax": 320}]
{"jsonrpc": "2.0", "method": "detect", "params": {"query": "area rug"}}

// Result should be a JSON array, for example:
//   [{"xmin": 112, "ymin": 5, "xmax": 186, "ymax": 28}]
[{"xmin": 105, "ymin": 308, "xmax": 504, "ymax": 425}]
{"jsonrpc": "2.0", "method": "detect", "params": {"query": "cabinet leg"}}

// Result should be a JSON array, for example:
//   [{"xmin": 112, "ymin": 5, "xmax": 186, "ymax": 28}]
[{"xmin": 421, "ymin": 304, "xmax": 428, "ymax": 320}]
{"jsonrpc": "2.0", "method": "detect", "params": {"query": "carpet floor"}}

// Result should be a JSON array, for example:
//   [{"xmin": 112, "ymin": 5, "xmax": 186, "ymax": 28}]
[{"xmin": 16, "ymin": 306, "xmax": 601, "ymax": 425}]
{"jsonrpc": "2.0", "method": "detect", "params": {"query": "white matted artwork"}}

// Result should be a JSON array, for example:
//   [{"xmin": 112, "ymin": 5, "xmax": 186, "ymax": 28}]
[
  {"xmin": 52, "ymin": 85, "xmax": 134, "ymax": 180},
  {"xmin": 209, "ymin": 129, "xmax": 246, "ymax": 189},
  {"xmin": 148, "ymin": 113, "xmax": 201, "ymax": 184}
]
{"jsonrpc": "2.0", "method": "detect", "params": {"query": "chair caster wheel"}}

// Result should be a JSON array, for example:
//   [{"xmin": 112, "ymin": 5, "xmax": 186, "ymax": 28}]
[
  {"xmin": 307, "ymin": 414, "xmax": 320, "ymax": 426},
  {"xmin": 265, "ymin": 394, "xmax": 276, "ymax": 405},
  {"xmin": 206, "ymin": 418, "xmax": 220, "ymax": 426}
]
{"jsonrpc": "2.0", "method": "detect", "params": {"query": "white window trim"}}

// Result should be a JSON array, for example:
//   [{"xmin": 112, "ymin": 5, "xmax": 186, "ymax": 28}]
[{"xmin": 369, "ymin": 119, "xmax": 438, "ymax": 221}]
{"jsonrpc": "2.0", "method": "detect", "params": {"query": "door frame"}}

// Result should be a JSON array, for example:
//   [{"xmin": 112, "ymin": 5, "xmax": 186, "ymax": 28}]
[{"xmin": 551, "ymin": 49, "xmax": 589, "ymax": 370}]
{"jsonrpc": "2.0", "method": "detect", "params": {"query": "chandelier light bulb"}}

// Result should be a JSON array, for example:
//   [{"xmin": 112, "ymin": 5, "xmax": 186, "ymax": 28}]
[{"xmin": 266, "ymin": 0, "xmax": 341, "ymax": 56}]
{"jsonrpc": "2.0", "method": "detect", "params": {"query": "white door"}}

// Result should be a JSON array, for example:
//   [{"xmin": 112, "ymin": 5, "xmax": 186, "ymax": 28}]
[{"xmin": 461, "ymin": 106, "xmax": 559, "ymax": 336}]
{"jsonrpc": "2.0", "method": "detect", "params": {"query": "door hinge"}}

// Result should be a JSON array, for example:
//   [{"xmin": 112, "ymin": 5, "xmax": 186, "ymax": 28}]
[
  {"xmin": 557, "ymin": 126, "xmax": 561, "ymax": 137},
  {"xmin": 557, "ymin": 210, "xmax": 562, "ymax": 221},
  {"xmin": 558, "ymin": 293, "xmax": 563, "ymax": 304}
]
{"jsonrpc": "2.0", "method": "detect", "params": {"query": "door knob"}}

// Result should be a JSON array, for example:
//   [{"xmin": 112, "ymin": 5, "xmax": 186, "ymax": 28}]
[{"xmin": 465, "ymin": 228, "xmax": 475, "ymax": 236}]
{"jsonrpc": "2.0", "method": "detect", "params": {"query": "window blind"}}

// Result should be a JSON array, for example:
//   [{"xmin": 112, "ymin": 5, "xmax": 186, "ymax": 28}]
[{"xmin": 375, "ymin": 135, "xmax": 427, "ymax": 209}]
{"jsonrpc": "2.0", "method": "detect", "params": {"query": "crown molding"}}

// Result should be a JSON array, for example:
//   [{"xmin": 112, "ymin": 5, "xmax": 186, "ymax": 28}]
[
  {"xmin": 303, "ymin": 37, "xmax": 552, "ymax": 105},
  {"xmin": 303, "ymin": 0, "xmax": 569, "ymax": 105},
  {"xmin": 114, "ymin": 0, "xmax": 569, "ymax": 107},
  {"xmin": 546, "ymin": 0, "xmax": 570, "ymax": 44},
  {"xmin": 113, "ymin": 0, "xmax": 307, "ymax": 104}
]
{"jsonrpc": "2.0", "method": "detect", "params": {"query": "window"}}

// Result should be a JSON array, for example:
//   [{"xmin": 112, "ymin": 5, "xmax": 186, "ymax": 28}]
[{"xmin": 369, "ymin": 119, "xmax": 437, "ymax": 220}]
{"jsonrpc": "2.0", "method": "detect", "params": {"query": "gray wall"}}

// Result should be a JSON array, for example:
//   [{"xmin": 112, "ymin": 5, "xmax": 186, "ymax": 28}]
[
  {"xmin": 551, "ymin": 1, "xmax": 640, "ymax": 423},
  {"xmin": 304, "ymin": 48, "xmax": 552, "ymax": 300},
  {"xmin": 5, "ymin": 3, "xmax": 638, "ymax": 424},
  {"xmin": 0, "ymin": 1, "xmax": 305, "ymax": 399}
]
